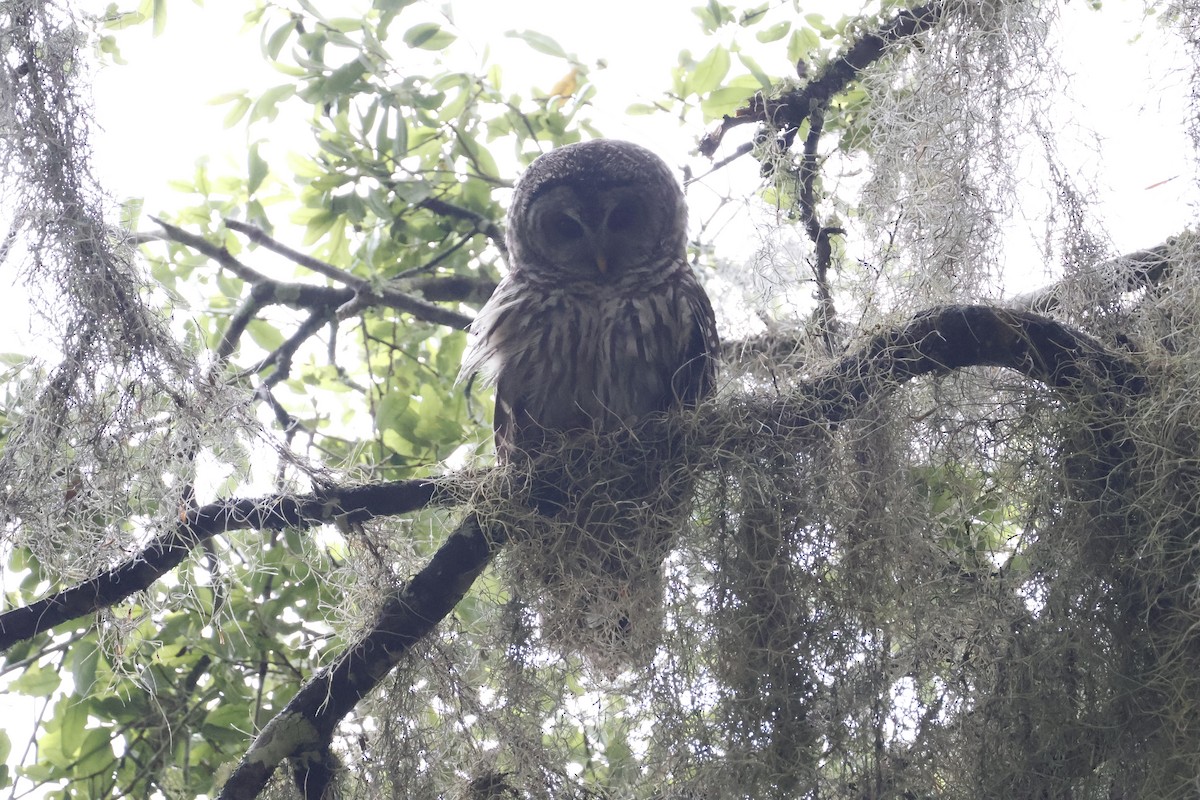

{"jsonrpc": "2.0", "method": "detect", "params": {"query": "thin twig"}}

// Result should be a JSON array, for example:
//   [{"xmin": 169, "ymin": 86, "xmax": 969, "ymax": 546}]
[
  {"xmin": 259, "ymin": 307, "xmax": 336, "ymax": 386},
  {"xmin": 417, "ymin": 196, "xmax": 507, "ymax": 257},
  {"xmin": 225, "ymin": 219, "xmax": 366, "ymax": 287},
  {"xmin": 150, "ymin": 217, "xmax": 271, "ymax": 284}
]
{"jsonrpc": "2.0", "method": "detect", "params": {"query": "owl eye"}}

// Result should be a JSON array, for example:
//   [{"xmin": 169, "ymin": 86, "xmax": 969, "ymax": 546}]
[
  {"xmin": 550, "ymin": 213, "xmax": 585, "ymax": 240},
  {"xmin": 607, "ymin": 201, "xmax": 639, "ymax": 232}
]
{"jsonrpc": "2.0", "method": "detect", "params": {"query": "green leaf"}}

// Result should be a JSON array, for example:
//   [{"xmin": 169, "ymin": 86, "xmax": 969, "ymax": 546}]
[
  {"xmin": 222, "ymin": 96, "xmax": 252, "ymax": 128},
  {"xmin": 691, "ymin": 45, "xmax": 731, "ymax": 95},
  {"xmin": 251, "ymin": 83, "xmax": 296, "ymax": 124},
  {"xmin": 403, "ymin": 22, "xmax": 456, "ymax": 50},
  {"xmin": 264, "ymin": 20, "xmax": 296, "ymax": 60},
  {"xmin": 96, "ymin": 33, "xmax": 128, "ymax": 64},
  {"xmin": 119, "ymin": 197, "xmax": 143, "ymax": 232},
  {"xmin": 151, "ymin": 0, "xmax": 167, "ymax": 35},
  {"xmin": 693, "ymin": 0, "xmax": 734, "ymax": 32},
  {"xmin": 73, "ymin": 728, "xmax": 114, "ymax": 777},
  {"xmin": 700, "ymin": 75, "xmax": 760, "ymax": 119},
  {"xmin": 626, "ymin": 102, "xmax": 659, "ymax": 115},
  {"xmin": 102, "ymin": 7, "xmax": 147, "ymax": 31},
  {"xmin": 216, "ymin": 270, "xmax": 244, "ymax": 300},
  {"xmin": 68, "ymin": 639, "xmax": 100, "ymax": 695},
  {"xmin": 248, "ymin": 142, "xmax": 269, "ymax": 195},
  {"xmin": 376, "ymin": 390, "xmax": 411, "ymax": 433},
  {"xmin": 506, "ymin": 29, "xmax": 569, "ymax": 59},
  {"xmin": 9, "ymin": 659, "xmax": 61, "ymax": 695},
  {"xmin": 737, "ymin": 52, "xmax": 772, "ymax": 89},
  {"xmin": 202, "ymin": 704, "xmax": 252, "ymax": 743},
  {"xmin": 804, "ymin": 12, "xmax": 836, "ymax": 37},
  {"xmin": 327, "ymin": 17, "xmax": 364, "ymax": 33},
  {"xmin": 285, "ymin": 152, "xmax": 326, "ymax": 179},
  {"xmin": 324, "ymin": 59, "xmax": 367, "ymax": 95},
  {"xmin": 246, "ymin": 319, "xmax": 285, "ymax": 351},
  {"xmin": 738, "ymin": 3, "xmax": 769, "ymax": 26},
  {"xmin": 58, "ymin": 697, "xmax": 88, "ymax": 759},
  {"xmin": 756, "ymin": 20, "xmax": 791, "ymax": 42},
  {"xmin": 787, "ymin": 26, "xmax": 822, "ymax": 64},
  {"xmin": 293, "ymin": 207, "xmax": 338, "ymax": 244},
  {"xmin": 394, "ymin": 114, "xmax": 409, "ymax": 158}
]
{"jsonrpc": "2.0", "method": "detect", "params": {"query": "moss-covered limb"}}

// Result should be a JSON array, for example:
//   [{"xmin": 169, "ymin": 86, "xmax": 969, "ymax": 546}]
[
  {"xmin": 218, "ymin": 513, "xmax": 500, "ymax": 800},
  {"xmin": 213, "ymin": 304, "xmax": 1145, "ymax": 799},
  {"xmin": 811, "ymin": 305, "xmax": 1147, "ymax": 421},
  {"xmin": 1011, "ymin": 232, "xmax": 1199, "ymax": 314},
  {"xmin": 0, "ymin": 304, "xmax": 1143, "ymax": 659},
  {"xmin": 730, "ymin": 304, "xmax": 1145, "ymax": 422},
  {"xmin": 0, "ymin": 479, "xmax": 446, "ymax": 651}
]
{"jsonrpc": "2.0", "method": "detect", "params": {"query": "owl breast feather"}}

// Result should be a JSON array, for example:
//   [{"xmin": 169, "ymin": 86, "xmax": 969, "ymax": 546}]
[{"xmin": 461, "ymin": 268, "xmax": 705, "ymax": 441}]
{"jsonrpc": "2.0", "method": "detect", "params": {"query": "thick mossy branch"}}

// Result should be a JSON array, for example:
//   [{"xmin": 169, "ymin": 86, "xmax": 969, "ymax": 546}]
[
  {"xmin": 811, "ymin": 305, "xmax": 1146, "ymax": 420},
  {"xmin": 218, "ymin": 513, "xmax": 500, "ymax": 800},
  {"xmin": 214, "ymin": 304, "xmax": 1145, "ymax": 800},
  {"xmin": 1011, "ymin": 233, "xmax": 1198, "ymax": 313},
  {"xmin": 0, "ymin": 305, "xmax": 1143, "ymax": 658},
  {"xmin": 0, "ymin": 479, "xmax": 446, "ymax": 650}
]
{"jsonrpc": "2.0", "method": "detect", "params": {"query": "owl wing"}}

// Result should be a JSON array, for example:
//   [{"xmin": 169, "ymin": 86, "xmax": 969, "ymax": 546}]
[
  {"xmin": 671, "ymin": 273, "xmax": 721, "ymax": 408},
  {"xmin": 492, "ymin": 374, "xmax": 538, "ymax": 463},
  {"xmin": 458, "ymin": 273, "xmax": 531, "ymax": 462}
]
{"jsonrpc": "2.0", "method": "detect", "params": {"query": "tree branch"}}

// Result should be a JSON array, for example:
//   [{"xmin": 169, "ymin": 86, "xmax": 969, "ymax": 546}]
[
  {"xmin": 793, "ymin": 102, "xmax": 845, "ymax": 354},
  {"xmin": 1010, "ymin": 232, "xmax": 1197, "ymax": 313},
  {"xmin": 801, "ymin": 305, "xmax": 1145, "ymax": 426},
  {"xmin": 218, "ymin": 513, "xmax": 502, "ymax": 800},
  {"xmin": 400, "ymin": 273, "xmax": 498, "ymax": 305},
  {"xmin": 215, "ymin": 304, "xmax": 1144, "ymax": 799},
  {"xmin": 0, "ymin": 479, "xmax": 450, "ymax": 650},
  {"xmin": 699, "ymin": 0, "xmax": 945, "ymax": 160},
  {"xmin": 224, "ymin": 219, "xmax": 364, "ymax": 287},
  {"xmin": 150, "ymin": 220, "xmax": 478, "ymax": 331},
  {"xmin": 256, "ymin": 307, "xmax": 336, "ymax": 385},
  {"xmin": 150, "ymin": 217, "xmax": 271, "ymax": 284},
  {"xmin": 417, "ymin": 196, "xmax": 507, "ymax": 258},
  {"xmin": 0, "ymin": 305, "xmax": 1144, "ymax": 659}
]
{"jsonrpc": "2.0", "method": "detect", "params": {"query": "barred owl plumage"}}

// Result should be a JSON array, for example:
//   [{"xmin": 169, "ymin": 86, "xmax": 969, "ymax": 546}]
[
  {"xmin": 460, "ymin": 140, "xmax": 718, "ymax": 665},
  {"xmin": 460, "ymin": 139, "xmax": 720, "ymax": 459}
]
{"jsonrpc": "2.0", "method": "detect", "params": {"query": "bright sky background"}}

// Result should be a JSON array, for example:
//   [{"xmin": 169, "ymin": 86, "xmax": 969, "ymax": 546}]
[
  {"xmin": 74, "ymin": 0, "xmax": 1200, "ymax": 366},
  {"xmin": 85, "ymin": 0, "xmax": 1197, "ymax": 270}
]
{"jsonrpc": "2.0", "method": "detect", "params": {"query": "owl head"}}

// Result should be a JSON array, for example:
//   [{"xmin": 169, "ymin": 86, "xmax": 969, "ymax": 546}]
[{"xmin": 506, "ymin": 140, "xmax": 687, "ymax": 282}]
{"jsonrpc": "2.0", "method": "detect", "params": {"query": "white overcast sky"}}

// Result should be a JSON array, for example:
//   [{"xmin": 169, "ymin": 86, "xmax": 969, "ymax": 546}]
[{"xmin": 76, "ymin": 0, "xmax": 1198, "ymax": 287}]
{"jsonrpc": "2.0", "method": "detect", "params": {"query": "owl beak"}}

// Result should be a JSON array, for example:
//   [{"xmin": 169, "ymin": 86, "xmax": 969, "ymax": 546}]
[{"xmin": 594, "ymin": 252, "xmax": 609, "ymax": 274}]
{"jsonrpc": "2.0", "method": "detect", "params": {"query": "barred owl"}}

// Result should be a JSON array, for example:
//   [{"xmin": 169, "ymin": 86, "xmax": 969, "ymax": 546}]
[
  {"xmin": 460, "ymin": 139, "xmax": 720, "ymax": 459},
  {"xmin": 459, "ymin": 139, "xmax": 719, "ymax": 663}
]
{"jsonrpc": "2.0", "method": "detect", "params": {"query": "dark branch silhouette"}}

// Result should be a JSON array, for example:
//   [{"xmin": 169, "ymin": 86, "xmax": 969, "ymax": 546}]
[
  {"xmin": 214, "ymin": 304, "xmax": 1145, "ymax": 799},
  {"xmin": 0, "ymin": 479, "xmax": 449, "ymax": 650},
  {"xmin": 699, "ymin": 1, "xmax": 945, "ymax": 160},
  {"xmin": 0, "ymin": 303, "xmax": 1145, "ymax": 656},
  {"xmin": 149, "ymin": 218, "xmax": 485, "ymax": 331},
  {"xmin": 219, "ymin": 513, "xmax": 501, "ymax": 800}
]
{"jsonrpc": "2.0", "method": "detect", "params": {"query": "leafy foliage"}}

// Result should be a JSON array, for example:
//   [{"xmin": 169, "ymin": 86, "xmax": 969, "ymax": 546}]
[{"xmin": 1, "ymin": 0, "xmax": 1199, "ymax": 798}]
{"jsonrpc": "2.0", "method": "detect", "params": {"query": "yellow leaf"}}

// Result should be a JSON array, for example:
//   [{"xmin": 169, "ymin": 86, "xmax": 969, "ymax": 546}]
[{"xmin": 548, "ymin": 67, "xmax": 579, "ymax": 100}]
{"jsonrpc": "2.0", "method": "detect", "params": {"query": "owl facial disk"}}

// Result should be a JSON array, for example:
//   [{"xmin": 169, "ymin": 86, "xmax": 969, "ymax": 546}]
[
  {"xmin": 524, "ymin": 183, "xmax": 672, "ymax": 280},
  {"xmin": 541, "ymin": 207, "xmax": 608, "ymax": 274}
]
